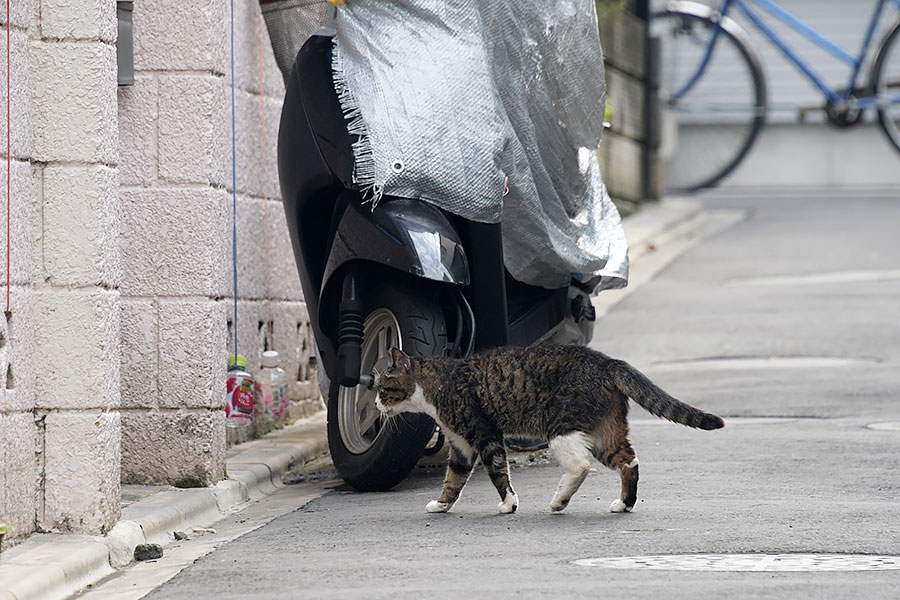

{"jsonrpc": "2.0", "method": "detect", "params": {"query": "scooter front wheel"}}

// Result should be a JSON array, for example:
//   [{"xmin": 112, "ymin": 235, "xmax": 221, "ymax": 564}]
[{"xmin": 327, "ymin": 283, "xmax": 448, "ymax": 491}]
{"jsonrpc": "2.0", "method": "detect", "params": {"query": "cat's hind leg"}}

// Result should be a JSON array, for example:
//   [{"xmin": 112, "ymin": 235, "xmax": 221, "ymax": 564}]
[
  {"xmin": 427, "ymin": 443, "xmax": 476, "ymax": 513},
  {"xmin": 610, "ymin": 456, "xmax": 639, "ymax": 513},
  {"xmin": 592, "ymin": 429, "xmax": 638, "ymax": 513},
  {"xmin": 548, "ymin": 432, "xmax": 593, "ymax": 512}
]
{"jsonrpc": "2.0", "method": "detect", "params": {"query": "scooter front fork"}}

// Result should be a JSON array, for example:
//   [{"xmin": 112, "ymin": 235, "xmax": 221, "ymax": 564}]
[{"xmin": 336, "ymin": 270, "xmax": 364, "ymax": 387}]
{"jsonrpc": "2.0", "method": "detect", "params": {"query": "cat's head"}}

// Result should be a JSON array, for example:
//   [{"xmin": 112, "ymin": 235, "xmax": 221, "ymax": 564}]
[{"xmin": 374, "ymin": 348, "xmax": 418, "ymax": 416}]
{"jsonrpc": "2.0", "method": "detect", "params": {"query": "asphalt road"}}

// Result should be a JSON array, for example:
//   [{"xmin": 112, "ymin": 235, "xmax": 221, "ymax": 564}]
[{"xmin": 144, "ymin": 191, "xmax": 900, "ymax": 599}]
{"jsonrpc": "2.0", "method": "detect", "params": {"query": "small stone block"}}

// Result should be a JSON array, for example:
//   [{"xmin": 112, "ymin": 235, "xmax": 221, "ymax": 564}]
[{"xmin": 134, "ymin": 543, "xmax": 163, "ymax": 561}]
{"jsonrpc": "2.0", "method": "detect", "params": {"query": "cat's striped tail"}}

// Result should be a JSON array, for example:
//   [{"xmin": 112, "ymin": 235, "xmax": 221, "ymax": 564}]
[{"xmin": 610, "ymin": 360, "xmax": 725, "ymax": 430}]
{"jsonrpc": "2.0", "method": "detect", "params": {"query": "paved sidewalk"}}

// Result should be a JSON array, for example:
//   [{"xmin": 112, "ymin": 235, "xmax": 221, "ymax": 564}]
[{"xmin": 0, "ymin": 198, "xmax": 704, "ymax": 600}]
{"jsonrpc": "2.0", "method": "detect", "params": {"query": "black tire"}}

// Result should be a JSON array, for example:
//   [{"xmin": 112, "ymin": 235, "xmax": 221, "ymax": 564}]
[
  {"xmin": 327, "ymin": 282, "xmax": 448, "ymax": 491},
  {"xmin": 650, "ymin": 9, "xmax": 768, "ymax": 193},
  {"xmin": 872, "ymin": 19, "xmax": 900, "ymax": 155}
]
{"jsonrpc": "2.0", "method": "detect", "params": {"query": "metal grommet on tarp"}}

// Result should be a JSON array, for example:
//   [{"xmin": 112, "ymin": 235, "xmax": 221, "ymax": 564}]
[{"xmin": 391, "ymin": 160, "xmax": 405, "ymax": 174}]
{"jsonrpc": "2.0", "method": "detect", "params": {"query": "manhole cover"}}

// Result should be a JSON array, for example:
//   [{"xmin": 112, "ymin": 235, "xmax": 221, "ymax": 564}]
[
  {"xmin": 572, "ymin": 554, "xmax": 900, "ymax": 572},
  {"xmin": 867, "ymin": 422, "xmax": 900, "ymax": 431}
]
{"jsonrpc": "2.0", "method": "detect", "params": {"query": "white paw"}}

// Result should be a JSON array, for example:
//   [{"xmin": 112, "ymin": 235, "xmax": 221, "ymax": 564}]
[
  {"xmin": 609, "ymin": 499, "xmax": 631, "ymax": 513},
  {"xmin": 426, "ymin": 500, "xmax": 451, "ymax": 513},
  {"xmin": 498, "ymin": 493, "xmax": 518, "ymax": 514},
  {"xmin": 549, "ymin": 496, "xmax": 569, "ymax": 512}
]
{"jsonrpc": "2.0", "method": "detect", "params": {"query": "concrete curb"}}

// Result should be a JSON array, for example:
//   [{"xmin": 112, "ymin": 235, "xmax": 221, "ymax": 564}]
[{"xmin": 0, "ymin": 412, "xmax": 328, "ymax": 600}]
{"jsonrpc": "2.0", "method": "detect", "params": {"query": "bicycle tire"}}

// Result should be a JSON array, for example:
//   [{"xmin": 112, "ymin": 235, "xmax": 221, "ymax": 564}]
[
  {"xmin": 651, "ymin": 8, "xmax": 768, "ymax": 193},
  {"xmin": 871, "ymin": 18, "xmax": 900, "ymax": 155}
]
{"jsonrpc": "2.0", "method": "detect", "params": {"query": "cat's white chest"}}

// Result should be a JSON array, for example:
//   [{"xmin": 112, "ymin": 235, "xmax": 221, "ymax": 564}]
[{"xmin": 408, "ymin": 384, "xmax": 474, "ymax": 460}]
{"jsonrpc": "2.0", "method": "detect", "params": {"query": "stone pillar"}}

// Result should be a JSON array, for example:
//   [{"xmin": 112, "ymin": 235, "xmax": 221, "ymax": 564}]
[{"xmin": 28, "ymin": 0, "xmax": 121, "ymax": 535}]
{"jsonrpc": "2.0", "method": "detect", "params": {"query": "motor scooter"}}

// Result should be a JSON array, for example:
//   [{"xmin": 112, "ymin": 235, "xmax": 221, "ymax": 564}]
[{"xmin": 278, "ymin": 32, "xmax": 600, "ymax": 491}]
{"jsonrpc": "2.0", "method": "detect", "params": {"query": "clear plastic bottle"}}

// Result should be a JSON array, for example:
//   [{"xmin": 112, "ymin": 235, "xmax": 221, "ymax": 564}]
[
  {"xmin": 258, "ymin": 350, "xmax": 289, "ymax": 422},
  {"xmin": 254, "ymin": 352, "xmax": 275, "ymax": 423},
  {"xmin": 225, "ymin": 354, "xmax": 254, "ymax": 428}
]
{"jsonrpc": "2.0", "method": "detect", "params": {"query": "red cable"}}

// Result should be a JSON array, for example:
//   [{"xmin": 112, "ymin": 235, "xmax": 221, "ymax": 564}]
[{"xmin": 6, "ymin": 0, "xmax": 11, "ymax": 313}]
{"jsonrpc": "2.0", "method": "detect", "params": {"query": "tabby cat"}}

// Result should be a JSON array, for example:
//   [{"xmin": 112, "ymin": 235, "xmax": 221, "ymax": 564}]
[{"xmin": 374, "ymin": 344, "xmax": 724, "ymax": 514}]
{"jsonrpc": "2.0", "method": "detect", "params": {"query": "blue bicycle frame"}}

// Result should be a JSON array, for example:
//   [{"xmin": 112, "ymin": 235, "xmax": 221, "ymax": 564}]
[{"xmin": 674, "ymin": 0, "xmax": 900, "ymax": 110}]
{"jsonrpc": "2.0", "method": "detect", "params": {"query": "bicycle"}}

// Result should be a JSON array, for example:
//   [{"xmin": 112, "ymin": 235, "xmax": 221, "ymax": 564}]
[{"xmin": 651, "ymin": 0, "xmax": 900, "ymax": 193}]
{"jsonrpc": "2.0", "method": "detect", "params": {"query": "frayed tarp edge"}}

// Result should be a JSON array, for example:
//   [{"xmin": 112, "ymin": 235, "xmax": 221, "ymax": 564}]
[{"xmin": 331, "ymin": 40, "xmax": 385, "ymax": 208}]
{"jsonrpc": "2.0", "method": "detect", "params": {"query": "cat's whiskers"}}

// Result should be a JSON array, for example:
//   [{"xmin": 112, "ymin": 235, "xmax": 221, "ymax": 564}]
[{"xmin": 383, "ymin": 411, "xmax": 406, "ymax": 436}]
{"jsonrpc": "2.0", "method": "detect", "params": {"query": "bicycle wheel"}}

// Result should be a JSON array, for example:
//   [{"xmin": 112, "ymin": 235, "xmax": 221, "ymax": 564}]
[
  {"xmin": 651, "ymin": 9, "xmax": 768, "ymax": 193},
  {"xmin": 872, "ymin": 19, "xmax": 900, "ymax": 155}
]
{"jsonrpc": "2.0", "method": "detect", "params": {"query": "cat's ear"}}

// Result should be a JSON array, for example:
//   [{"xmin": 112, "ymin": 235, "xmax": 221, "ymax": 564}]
[{"xmin": 390, "ymin": 347, "xmax": 412, "ymax": 374}]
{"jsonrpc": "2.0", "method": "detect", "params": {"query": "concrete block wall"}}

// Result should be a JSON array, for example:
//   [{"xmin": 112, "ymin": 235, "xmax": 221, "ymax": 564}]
[
  {"xmin": 118, "ymin": 0, "xmax": 320, "ymax": 482},
  {"xmin": 0, "ymin": 0, "xmax": 321, "ymax": 546},
  {"xmin": 32, "ymin": 0, "xmax": 122, "ymax": 536},
  {"xmin": 1, "ymin": 0, "xmax": 122, "ymax": 543},
  {"xmin": 0, "ymin": 31, "xmax": 36, "ymax": 567},
  {"xmin": 228, "ymin": 0, "xmax": 319, "ymax": 423},
  {"xmin": 1, "ymin": 0, "xmax": 39, "ymax": 546},
  {"xmin": 220, "ymin": 0, "xmax": 322, "ymax": 445},
  {"xmin": 0, "ymin": 291, "xmax": 39, "ymax": 545},
  {"xmin": 228, "ymin": 1, "xmax": 318, "ymax": 420}
]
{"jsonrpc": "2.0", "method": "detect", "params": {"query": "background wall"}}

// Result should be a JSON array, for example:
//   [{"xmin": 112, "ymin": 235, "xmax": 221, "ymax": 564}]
[
  {"xmin": 117, "ymin": 0, "xmax": 320, "ymax": 484},
  {"xmin": 0, "ymin": 0, "xmax": 320, "ymax": 546}
]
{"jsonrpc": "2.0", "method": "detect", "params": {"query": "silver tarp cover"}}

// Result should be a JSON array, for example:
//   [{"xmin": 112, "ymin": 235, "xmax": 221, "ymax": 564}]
[{"xmin": 332, "ymin": 0, "xmax": 629, "ymax": 290}]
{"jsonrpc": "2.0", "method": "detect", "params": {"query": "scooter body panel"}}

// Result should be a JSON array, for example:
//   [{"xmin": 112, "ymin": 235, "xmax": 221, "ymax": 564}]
[
  {"xmin": 317, "ymin": 194, "xmax": 470, "ymax": 383},
  {"xmin": 278, "ymin": 34, "xmax": 350, "ymax": 382},
  {"xmin": 322, "ymin": 196, "xmax": 470, "ymax": 291}
]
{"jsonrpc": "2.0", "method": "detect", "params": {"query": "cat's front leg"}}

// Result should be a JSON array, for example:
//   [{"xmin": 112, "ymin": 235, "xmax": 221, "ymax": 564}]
[
  {"xmin": 478, "ymin": 438, "xmax": 518, "ymax": 514},
  {"xmin": 427, "ymin": 443, "xmax": 476, "ymax": 513}
]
